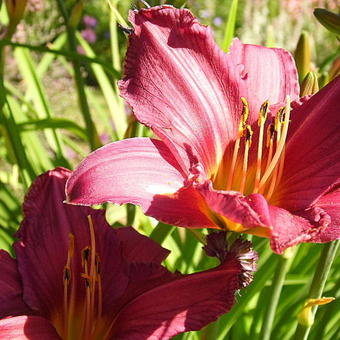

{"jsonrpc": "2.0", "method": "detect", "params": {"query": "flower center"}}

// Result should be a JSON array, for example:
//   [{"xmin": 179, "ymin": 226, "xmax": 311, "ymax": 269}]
[
  {"xmin": 214, "ymin": 96, "xmax": 291, "ymax": 202},
  {"xmin": 54, "ymin": 215, "xmax": 107, "ymax": 340}
]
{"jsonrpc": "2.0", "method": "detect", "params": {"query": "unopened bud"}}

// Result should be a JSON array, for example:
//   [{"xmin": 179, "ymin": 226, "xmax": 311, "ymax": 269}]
[
  {"xmin": 300, "ymin": 72, "xmax": 319, "ymax": 96},
  {"xmin": 318, "ymin": 72, "xmax": 329, "ymax": 88},
  {"xmin": 329, "ymin": 56, "xmax": 340, "ymax": 82},
  {"xmin": 5, "ymin": 0, "xmax": 28, "ymax": 38},
  {"xmin": 294, "ymin": 31, "xmax": 312, "ymax": 83},
  {"xmin": 314, "ymin": 8, "xmax": 340, "ymax": 35},
  {"xmin": 298, "ymin": 297, "xmax": 335, "ymax": 327},
  {"xmin": 69, "ymin": 0, "xmax": 84, "ymax": 28}
]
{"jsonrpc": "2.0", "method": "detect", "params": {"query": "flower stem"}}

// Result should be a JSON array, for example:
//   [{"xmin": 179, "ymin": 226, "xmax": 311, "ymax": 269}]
[
  {"xmin": 293, "ymin": 240, "xmax": 339, "ymax": 340},
  {"xmin": 259, "ymin": 249, "xmax": 294, "ymax": 340}
]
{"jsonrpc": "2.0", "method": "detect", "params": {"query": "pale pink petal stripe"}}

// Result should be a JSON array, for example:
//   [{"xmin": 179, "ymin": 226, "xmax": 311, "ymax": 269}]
[
  {"xmin": 67, "ymin": 138, "xmax": 216, "ymax": 228},
  {"xmin": 0, "ymin": 316, "xmax": 61, "ymax": 339}
]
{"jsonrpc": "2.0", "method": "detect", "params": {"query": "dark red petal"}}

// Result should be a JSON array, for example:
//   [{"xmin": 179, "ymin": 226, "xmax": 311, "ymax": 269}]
[
  {"xmin": 14, "ymin": 168, "xmax": 127, "ymax": 320},
  {"xmin": 115, "ymin": 227, "xmax": 170, "ymax": 264},
  {"xmin": 111, "ymin": 253, "xmax": 251, "ymax": 339},
  {"xmin": 271, "ymin": 76, "xmax": 340, "ymax": 212},
  {"xmin": 0, "ymin": 251, "xmax": 31, "ymax": 318}
]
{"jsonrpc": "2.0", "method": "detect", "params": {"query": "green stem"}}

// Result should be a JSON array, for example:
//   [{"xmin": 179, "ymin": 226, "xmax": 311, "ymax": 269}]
[
  {"xmin": 293, "ymin": 240, "xmax": 339, "ymax": 340},
  {"xmin": 56, "ymin": 0, "xmax": 100, "ymax": 151},
  {"xmin": 260, "ymin": 251, "xmax": 293, "ymax": 340}
]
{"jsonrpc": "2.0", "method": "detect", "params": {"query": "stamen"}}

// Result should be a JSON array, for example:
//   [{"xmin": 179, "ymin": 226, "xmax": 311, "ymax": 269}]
[
  {"xmin": 239, "ymin": 125, "xmax": 253, "ymax": 194},
  {"xmin": 226, "ymin": 97, "xmax": 249, "ymax": 190},
  {"xmin": 63, "ymin": 233, "xmax": 74, "ymax": 336},
  {"xmin": 258, "ymin": 96, "xmax": 291, "ymax": 190},
  {"xmin": 254, "ymin": 101, "xmax": 269, "ymax": 193},
  {"xmin": 96, "ymin": 255, "xmax": 103, "ymax": 320},
  {"xmin": 87, "ymin": 215, "xmax": 97, "ymax": 336}
]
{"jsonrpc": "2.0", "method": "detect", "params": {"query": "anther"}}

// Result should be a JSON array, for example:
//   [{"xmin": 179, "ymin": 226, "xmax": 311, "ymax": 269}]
[
  {"xmin": 63, "ymin": 267, "xmax": 71, "ymax": 282},
  {"xmin": 240, "ymin": 125, "xmax": 253, "ymax": 194}
]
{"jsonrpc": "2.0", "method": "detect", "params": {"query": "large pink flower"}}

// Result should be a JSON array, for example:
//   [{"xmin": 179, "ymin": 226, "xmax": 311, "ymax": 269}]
[
  {"xmin": 66, "ymin": 5, "xmax": 340, "ymax": 253},
  {"xmin": 0, "ymin": 167, "xmax": 256, "ymax": 339}
]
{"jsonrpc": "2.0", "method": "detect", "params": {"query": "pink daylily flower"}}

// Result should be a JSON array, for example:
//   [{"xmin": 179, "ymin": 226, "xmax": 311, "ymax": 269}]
[
  {"xmin": 0, "ymin": 167, "xmax": 256, "ymax": 339},
  {"xmin": 66, "ymin": 5, "xmax": 340, "ymax": 253}
]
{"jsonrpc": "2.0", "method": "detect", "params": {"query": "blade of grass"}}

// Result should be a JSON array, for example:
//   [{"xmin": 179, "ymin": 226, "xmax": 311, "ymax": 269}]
[
  {"xmin": 76, "ymin": 32, "xmax": 127, "ymax": 139},
  {"xmin": 222, "ymin": 0, "xmax": 238, "ymax": 51},
  {"xmin": 56, "ymin": 0, "xmax": 101, "ymax": 151}
]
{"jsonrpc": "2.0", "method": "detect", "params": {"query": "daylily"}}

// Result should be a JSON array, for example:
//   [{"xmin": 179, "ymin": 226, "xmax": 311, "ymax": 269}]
[
  {"xmin": 66, "ymin": 5, "xmax": 340, "ymax": 253},
  {"xmin": 0, "ymin": 167, "xmax": 256, "ymax": 339}
]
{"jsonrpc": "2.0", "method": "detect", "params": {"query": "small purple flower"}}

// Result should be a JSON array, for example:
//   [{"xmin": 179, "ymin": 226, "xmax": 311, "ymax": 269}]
[
  {"xmin": 81, "ymin": 28, "xmax": 97, "ymax": 43},
  {"xmin": 83, "ymin": 15, "xmax": 97, "ymax": 28},
  {"xmin": 213, "ymin": 16, "xmax": 223, "ymax": 27}
]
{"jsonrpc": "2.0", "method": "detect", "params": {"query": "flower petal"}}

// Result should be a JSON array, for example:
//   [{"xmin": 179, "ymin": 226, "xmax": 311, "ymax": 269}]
[
  {"xmin": 271, "ymin": 76, "xmax": 340, "ymax": 212},
  {"xmin": 0, "ymin": 251, "xmax": 31, "ymax": 318},
  {"xmin": 228, "ymin": 38, "xmax": 299, "ymax": 121},
  {"xmin": 119, "ymin": 6, "xmax": 299, "ymax": 176},
  {"xmin": 111, "ymin": 252, "xmax": 247, "ymax": 339},
  {"xmin": 66, "ymin": 138, "xmax": 185, "ymax": 209},
  {"xmin": 197, "ymin": 183, "xmax": 272, "ymax": 233},
  {"xmin": 115, "ymin": 226, "xmax": 170, "ymax": 264},
  {"xmin": 0, "ymin": 316, "xmax": 61, "ymax": 339},
  {"xmin": 14, "ymin": 168, "xmax": 128, "ymax": 320},
  {"xmin": 119, "ymin": 5, "xmax": 238, "ymax": 176}
]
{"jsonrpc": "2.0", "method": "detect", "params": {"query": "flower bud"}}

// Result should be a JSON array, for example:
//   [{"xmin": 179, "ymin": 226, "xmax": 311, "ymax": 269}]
[
  {"xmin": 314, "ymin": 8, "xmax": 340, "ymax": 35},
  {"xmin": 298, "ymin": 297, "xmax": 335, "ymax": 327},
  {"xmin": 294, "ymin": 31, "xmax": 312, "ymax": 83},
  {"xmin": 329, "ymin": 56, "xmax": 340, "ymax": 82},
  {"xmin": 300, "ymin": 72, "xmax": 319, "ymax": 96},
  {"xmin": 69, "ymin": 0, "xmax": 84, "ymax": 28},
  {"xmin": 5, "ymin": 0, "xmax": 28, "ymax": 38}
]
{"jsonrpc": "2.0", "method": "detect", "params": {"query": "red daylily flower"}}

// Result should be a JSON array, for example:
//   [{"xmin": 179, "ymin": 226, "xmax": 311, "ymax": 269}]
[
  {"xmin": 66, "ymin": 5, "xmax": 340, "ymax": 253},
  {"xmin": 0, "ymin": 167, "xmax": 256, "ymax": 339}
]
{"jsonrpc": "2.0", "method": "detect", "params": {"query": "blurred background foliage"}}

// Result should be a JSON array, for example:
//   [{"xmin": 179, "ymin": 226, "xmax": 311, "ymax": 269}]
[{"xmin": 0, "ymin": 0, "xmax": 339, "ymax": 339}]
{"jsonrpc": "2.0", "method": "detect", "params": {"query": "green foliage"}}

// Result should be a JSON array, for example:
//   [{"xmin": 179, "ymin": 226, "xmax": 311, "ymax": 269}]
[{"xmin": 0, "ymin": 1, "xmax": 338, "ymax": 339}]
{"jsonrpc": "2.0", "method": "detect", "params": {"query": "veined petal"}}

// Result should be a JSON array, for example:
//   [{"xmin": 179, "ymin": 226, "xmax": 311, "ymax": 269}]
[
  {"xmin": 271, "ymin": 76, "xmax": 340, "ymax": 211},
  {"xmin": 119, "ymin": 5, "xmax": 237, "ymax": 176},
  {"xmin": 119, "ymin": 6, "xmax": 299, "ymax": 176},
  {"xmin": 0, "ymin": 251, "xmax": 30, "ymax": 318},
  {"xmin": 66, "ymin": 138, "xmax": 185, "ymax": 209},
  {"xmin": 229, "ymin": 38, "xmax": 299, "ymax": 122},
  {"xmin": 111, "ymin": 254, "xmax": 244, "ymax": 339},
  {"xmin": 268, "ymin": 206, "xmax": 327, "ymax": 254},
  {"xmin": 0, "ymin": 316, "xmax": 61, "ymax": 339},
  {"xmin": 14, "ymin": 168, "xmax": 128, "ymax": 321}
]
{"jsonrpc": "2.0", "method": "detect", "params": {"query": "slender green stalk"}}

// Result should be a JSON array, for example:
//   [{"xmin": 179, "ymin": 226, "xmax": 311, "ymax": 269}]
[
  {"xmin": 56, "ymin": 0, "xmax": 101, "ymax": 150},
  {"xmin": 293, "ymin": 240, "xmax": 339, "ymax": 340},
  {"xmin": 260, "ymin": 250, "xmax": 293, "ymax": 340},
  {"xmin": 222, "ymin": 0, "xmax": 238, "ymax": 51}
]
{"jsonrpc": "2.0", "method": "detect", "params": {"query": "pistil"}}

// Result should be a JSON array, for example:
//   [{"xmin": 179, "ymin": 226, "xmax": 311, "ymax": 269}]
[
  {"xmin": 226, "ymin": 97, "xmax": 249, "ymax": 191},
  {"xmin": 254, "ymin": 101, "xmax": 269, "ymax": 193},
  {"xmin": 239, "ymin": 125, "xmax": 253, "ymax": 194}
]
